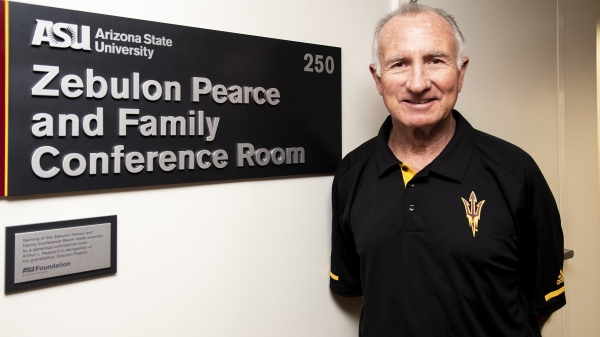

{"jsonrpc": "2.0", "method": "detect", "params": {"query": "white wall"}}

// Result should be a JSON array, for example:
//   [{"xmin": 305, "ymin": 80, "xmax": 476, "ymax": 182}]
[{"xmin": 0, "ymin": 1, "xmax": 389, "ymax": 336}]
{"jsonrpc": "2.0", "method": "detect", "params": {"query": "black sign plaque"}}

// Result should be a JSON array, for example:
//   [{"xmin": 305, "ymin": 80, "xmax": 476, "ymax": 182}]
[{"xmin": 0, "ymin": 1, "xmax": 341, "ymax": 196}]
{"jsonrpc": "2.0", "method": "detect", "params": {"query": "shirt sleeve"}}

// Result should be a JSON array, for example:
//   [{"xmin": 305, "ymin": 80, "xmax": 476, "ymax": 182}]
[
  {"xmin": 523, "ymin": 159, "xmax": 566, "ymax": 316},
  {"xmin": 329, "ymin": 173, "xmax": 362, "ymax": 297}
]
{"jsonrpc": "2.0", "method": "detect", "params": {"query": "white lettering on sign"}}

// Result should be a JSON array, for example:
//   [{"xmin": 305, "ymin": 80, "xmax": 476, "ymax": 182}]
[
  {"xmin": 92, "ymin": 29, "xmax": 173, "ymax": 59},
  {"xmin": 192, "ymin": 77, "xmax": 280, "ymax": 106},
  {"xmin": 30, "ymin": 145, "xmax": 232, "ymax": 178},
  {"xmin": 31, "ymin": 19, "xmax": 91, "ymax": 51},
  {"xmin": 30, "ymin": 65, "xmax": 281, "ymax": 105}
]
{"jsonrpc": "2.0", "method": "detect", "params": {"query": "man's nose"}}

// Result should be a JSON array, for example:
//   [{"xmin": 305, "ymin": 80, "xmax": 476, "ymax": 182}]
[{"xmin": 405, "ymin": 64, "xmax": 431, "ymax": 93}]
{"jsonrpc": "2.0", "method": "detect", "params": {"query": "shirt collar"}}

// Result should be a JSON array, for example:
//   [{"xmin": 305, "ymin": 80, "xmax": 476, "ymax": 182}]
[{"xmin": 374, "ymin": 110, "xmax": 475, "ymax": 183}]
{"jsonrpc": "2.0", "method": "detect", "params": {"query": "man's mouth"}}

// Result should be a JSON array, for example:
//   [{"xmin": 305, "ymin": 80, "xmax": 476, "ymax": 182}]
[{"xmin": 405, "ymin": 99, "xmax": 435, "ymax": 104}]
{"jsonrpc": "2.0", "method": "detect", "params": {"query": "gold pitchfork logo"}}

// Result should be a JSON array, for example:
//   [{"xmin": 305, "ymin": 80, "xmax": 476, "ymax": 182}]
[{"xmin": 461, "ymin": 191, "xmax": 485, "ymax": 237}]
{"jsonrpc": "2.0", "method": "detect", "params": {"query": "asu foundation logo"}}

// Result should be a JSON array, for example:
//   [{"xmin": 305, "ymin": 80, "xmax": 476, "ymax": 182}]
[
  {"xmin": 31, "ymin": 19, "xmax": 91, "ymax": 50},
  {"xmin": 461, "ymin": 191, "xmax": 485, "ymax": 237}
]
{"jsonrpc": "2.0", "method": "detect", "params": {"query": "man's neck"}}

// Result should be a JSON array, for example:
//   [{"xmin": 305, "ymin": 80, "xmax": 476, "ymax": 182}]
[{"xmin": 387, "ymin": 114, "xmax": 456, "ymax": 172}]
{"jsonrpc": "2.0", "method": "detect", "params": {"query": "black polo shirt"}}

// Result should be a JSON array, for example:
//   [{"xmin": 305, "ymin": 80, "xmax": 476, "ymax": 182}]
[{"xmin": 330, "ymin": 111, "xmax": 565, "ymax": 337}]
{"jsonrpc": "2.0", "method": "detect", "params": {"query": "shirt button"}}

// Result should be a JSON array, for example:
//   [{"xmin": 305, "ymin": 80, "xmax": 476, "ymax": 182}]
[
  {"xmin": 408, "ymin": 204, "xmax": 415, "ymax": 211},
  {"xmin": 408, "ymin": 183, "xmax": 415, "ymax": 188}
]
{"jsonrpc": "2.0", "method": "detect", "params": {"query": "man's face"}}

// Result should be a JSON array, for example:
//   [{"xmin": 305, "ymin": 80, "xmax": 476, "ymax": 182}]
[{"xmin": 370, "ymin": 12, "xmax": 468, "ymax": 129}]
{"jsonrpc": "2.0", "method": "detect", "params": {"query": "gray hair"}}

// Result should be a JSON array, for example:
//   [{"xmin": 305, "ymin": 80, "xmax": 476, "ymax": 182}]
[{"xmin": 372, "ymin": 3, "xmax": 466, "ymax": 76}]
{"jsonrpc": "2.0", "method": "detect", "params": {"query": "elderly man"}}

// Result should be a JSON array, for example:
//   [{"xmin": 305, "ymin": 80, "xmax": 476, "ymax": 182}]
[{"xmin": 329, "ymin": 3, "xmax": 565, "ymax": 336}]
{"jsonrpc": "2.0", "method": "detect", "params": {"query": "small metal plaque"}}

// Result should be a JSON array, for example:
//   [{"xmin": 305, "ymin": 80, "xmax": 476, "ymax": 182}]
[
  {"xmin": 5, "ymin": 215, "xmax": 117, "ymax": 293},
  {"xmin": 14, "ymin": 223, "xmax": 111, "ymax": 284}
]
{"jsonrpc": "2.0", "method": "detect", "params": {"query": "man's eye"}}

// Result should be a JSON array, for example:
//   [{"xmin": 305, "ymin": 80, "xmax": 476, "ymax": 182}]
[
  {"xmin": 393, "ymin": 62, "xmax": 404, "ymax": 67},
  {"xmin": 431, "ymin": 59, "xmax": 442, "ymax": 64}
]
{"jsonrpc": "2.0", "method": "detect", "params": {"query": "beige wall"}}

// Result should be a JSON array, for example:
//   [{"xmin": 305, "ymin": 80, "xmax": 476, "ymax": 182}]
[{"xmin": 563, "ymin": 0, "xmax": 600, "ymax": 336}]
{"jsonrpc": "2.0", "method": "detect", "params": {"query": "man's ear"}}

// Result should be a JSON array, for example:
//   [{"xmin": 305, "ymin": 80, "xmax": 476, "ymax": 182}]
[
  {"xmin": 457, "ymin": 56, "xmax": 469, "ymax": 92},
  {"xmin": 369, "ymin": 64, "xmax": 384, "ymax": 96}
]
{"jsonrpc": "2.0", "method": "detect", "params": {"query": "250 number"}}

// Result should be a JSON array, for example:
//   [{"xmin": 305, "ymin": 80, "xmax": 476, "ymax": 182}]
[{"xmin": 304, "ymin": 53, "xmax": 334, "ymax": 74}]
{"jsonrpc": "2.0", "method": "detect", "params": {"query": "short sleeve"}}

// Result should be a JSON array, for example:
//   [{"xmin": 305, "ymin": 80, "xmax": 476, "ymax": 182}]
[
  {"xmin": 523, "ymin": 160, "xmax": 566, "ymax": 316},
  {"xmin": 329, "ymin": 174, "xmax": 362, "ymax": 297}
]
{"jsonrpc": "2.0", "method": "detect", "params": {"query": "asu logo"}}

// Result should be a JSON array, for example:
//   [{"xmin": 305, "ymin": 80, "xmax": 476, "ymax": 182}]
[
  {"xmin": 31, "ymin": 19, "xmax": 91, "ymax": 50},
  {"xmin": 461, "ymin": 191, "xmax": 485, "ymax": 237},
  {"xmin": 22, "ymin": 267, "xmax": 34, "ymax": 273}
]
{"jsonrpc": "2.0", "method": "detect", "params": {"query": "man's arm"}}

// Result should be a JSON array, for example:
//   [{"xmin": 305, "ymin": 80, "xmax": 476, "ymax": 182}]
[
  {"xmin": 329, "ymin": 173, "xmax": 363, "ymax": 297},
  {"xmin": 522, "ymin": 157, "xmax": 565, "ymax": 330},
  {"xmin": 535, "ymin": 314, "xmax": 551, "ymax": 330}
]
